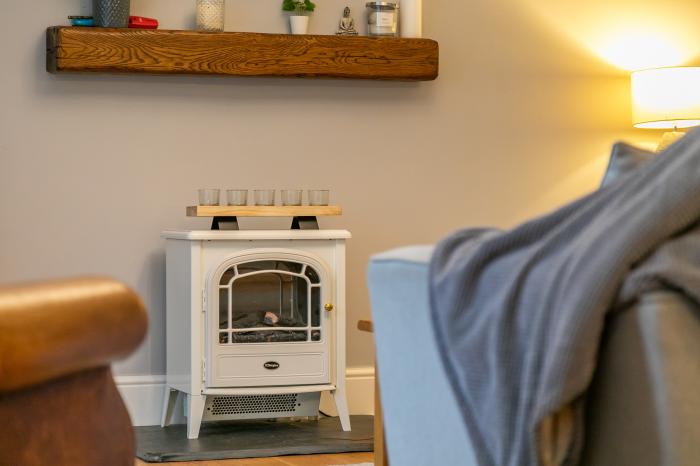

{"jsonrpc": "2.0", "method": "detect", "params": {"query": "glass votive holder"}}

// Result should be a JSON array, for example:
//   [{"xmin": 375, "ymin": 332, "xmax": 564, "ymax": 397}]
[
  {"xmin": 254, "ymin": 189, "xmax": 276, "ymax": 206},
  {"xmin": 226, "ymin": 189, "xmax": 248, "ymax": 206},
  {"xmin": 196, "ymin": 0, "xmax": 225, "ymax": 32},
  {"xmin": 198, "ymin": 188, "xmax": 220, "ymax": 206},
  {"xmin": 308, "ymin": 190, "xmax": 330, "ymax": 206},
  {"xmin": 281, "ymin": 189, "xmax": 303, "ymax": 206}
]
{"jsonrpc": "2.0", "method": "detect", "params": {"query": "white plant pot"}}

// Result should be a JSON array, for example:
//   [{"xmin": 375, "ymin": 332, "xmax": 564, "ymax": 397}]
[{"xmin": 290, "ymin": 15, "xmax": 309, "ymax": 35}]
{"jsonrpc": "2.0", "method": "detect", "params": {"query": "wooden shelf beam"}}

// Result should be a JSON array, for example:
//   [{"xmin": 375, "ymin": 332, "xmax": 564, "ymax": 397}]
[{"xmin": 46, "ymin": 27, "xmax": 439, "ymax": 81}]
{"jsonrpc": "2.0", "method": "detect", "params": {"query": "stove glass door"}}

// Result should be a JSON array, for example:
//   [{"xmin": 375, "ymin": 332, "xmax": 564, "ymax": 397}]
[{"xmin": 217, "ymin": 260, "xmax": 323, "ymax": 345}]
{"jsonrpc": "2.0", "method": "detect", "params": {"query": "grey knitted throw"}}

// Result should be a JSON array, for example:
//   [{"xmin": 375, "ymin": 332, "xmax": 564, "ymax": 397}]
[{"xmin": 429, "ymin": 129, "xmax": 700, "ymax": 466}]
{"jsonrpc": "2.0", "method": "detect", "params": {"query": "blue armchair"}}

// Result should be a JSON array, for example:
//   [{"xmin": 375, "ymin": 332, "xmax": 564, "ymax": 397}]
[{"xmin": 368, "ymin": 245, "xmax": 700, "ymax": 466}]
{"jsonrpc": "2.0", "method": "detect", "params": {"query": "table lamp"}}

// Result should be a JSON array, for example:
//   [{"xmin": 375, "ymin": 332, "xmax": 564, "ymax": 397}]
[{"xmin": 631, "ymin": 67, "xmax": 700, "ymax": 151}]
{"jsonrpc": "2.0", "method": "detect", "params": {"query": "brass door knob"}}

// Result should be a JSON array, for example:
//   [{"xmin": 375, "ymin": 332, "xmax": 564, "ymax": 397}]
[{"xmin": 324, "ymin": 303, "xmax": 334, "ymax": 312}]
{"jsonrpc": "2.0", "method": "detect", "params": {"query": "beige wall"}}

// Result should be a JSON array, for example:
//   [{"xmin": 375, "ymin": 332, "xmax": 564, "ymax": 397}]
[{"xmin": 0, "ymin": 0, "xmax": 671, "ymax": 376}]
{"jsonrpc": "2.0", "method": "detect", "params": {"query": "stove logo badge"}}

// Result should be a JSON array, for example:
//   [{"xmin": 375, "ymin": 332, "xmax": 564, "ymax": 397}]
[{"xmin": 264, "ymin": 361, "xmax": 280, "ymax": 370}]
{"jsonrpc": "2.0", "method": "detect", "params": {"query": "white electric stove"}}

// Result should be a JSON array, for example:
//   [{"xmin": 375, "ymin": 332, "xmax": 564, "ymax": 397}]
[{"xmin": 160, "ymin": 229, "xmax": 352, "ymax": 439}]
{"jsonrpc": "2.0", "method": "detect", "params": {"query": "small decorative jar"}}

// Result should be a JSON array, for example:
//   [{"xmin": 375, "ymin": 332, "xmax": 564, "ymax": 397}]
[
  {"xmin": 196, "ymin": 0, "xmax": 225, "ymax": 32},
  {"xmin": 366, "ymin": 2, "xmax": 398, "ymax": 37}
]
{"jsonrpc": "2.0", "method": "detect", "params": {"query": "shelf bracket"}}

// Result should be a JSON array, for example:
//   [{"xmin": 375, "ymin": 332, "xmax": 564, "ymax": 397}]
[
  {"xmin": 291, "ymin": 216, "xmax": 319, "ymax": 230},
  {"xmin": 211, "ymin": 216, "xmax": 239, "ymax": 231}
]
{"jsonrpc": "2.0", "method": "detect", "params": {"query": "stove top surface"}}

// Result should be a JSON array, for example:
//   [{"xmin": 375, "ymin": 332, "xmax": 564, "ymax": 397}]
[{"xmin": 161, "ymin": 230, "xmax": 352, "ymax": 240}]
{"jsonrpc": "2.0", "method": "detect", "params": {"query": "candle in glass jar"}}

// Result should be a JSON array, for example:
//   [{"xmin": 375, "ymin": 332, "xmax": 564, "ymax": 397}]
[{"xmin": 366, "ymin": 2, "xmax": 398, "ymax": 37}]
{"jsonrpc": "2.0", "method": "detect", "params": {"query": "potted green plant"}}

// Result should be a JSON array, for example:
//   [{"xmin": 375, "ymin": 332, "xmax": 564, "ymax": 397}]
[{"xmin": 282, "ymin": 0, "xmax": 316, "ymax": 35}]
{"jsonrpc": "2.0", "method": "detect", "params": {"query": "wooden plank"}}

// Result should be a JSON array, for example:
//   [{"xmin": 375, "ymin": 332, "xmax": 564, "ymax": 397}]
[
  {"xmin": 46, "ymin": 27, "xmax": 438, "ymax": 81},
  {"xmin": 135, "ymin": 458, "xmax": 288, "ymax": 466},
  {"xmin": 186, "ymin": 205, "xmax": 342, "ymax": 217},
  {"xmin": 277, "ymin": 452, "xmax": 374, "ymax": 465}
]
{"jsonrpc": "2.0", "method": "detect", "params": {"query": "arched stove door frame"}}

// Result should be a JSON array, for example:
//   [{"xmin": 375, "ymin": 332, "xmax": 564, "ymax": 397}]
[{"xmin": 205, "ymin": 248, "xmax": 333, "ymax": 388}]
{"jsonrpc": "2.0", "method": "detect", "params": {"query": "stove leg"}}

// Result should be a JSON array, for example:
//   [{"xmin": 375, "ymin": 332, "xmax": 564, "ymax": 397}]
[
  {"xmin": 160, "ymin": 387, "xmax": 179, "ymax": 427},
  {"xmin": 186, "ymin": 394, "xmax": 206, "ymax": 439},
  {"xmin": 331, "ymin": 386, "xmax": 352, "ymax": 431}
]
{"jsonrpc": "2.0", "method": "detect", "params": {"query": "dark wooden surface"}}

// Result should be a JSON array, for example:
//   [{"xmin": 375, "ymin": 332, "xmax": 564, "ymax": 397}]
[{"xmin": 46, "ymin": 27, "xmax": 439, "ymax": 81}]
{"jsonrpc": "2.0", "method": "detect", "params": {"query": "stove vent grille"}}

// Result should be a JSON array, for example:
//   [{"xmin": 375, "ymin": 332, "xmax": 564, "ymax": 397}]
[{"xmin": 209, "ymin": 394, "xmax": 299, "ymax": 416}]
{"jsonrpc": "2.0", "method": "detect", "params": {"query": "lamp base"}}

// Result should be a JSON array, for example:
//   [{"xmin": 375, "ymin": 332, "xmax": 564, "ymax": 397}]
[{"xmin": 657, "ymin": 130, "xmax": 685, "ymax": 152}]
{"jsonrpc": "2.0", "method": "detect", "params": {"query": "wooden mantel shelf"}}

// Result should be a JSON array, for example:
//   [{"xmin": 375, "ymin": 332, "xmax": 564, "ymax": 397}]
[{"xmin": 46, "ymin": 27, "xmax": 439, "ymax": 81}]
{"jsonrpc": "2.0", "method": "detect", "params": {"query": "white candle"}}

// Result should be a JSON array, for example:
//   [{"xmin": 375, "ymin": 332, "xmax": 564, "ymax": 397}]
[{"xmin": 399, "ymin": 0, "xmax": 422, "ymax": 38}]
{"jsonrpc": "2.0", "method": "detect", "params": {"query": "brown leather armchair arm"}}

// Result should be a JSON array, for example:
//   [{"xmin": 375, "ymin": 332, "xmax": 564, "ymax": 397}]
[
  {"xmin": 0, "ymin": 277, "xmax": 147, "ymax": 393},
  {"xmin": 0, "ymin": 277, "xmax": 148, "ymax": 466}
]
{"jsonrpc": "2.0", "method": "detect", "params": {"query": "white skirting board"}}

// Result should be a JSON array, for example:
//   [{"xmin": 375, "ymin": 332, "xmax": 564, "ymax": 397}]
[{"xmin": 115, "ymin": 366, "xmax": 375, "ymax": 427}]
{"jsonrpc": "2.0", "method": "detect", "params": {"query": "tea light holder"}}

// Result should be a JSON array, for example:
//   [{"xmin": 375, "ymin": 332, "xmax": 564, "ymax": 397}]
[
  {"xmin": 198, "ymin": 188, "xmax": 221, "ymax": 206},
  {"xmin": 308, "ymin": 190, "xmax": 330, "ymax": 206},
  {"xmin": 281, "ymin": 190, "xmax": 303, "ymax": 206},
  {"xmin": 226, "ymin": 190, "xmax": 248, "ymax": 206},
  {"xmin": 254, "ymin": 190, "xmax": 276, "ymax": 206}
]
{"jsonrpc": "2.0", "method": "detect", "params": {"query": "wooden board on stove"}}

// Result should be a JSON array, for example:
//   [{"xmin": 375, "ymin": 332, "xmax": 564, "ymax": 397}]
[{"xmin": 186, "ymin": 205, "xmax": 342, "ymax": 217}]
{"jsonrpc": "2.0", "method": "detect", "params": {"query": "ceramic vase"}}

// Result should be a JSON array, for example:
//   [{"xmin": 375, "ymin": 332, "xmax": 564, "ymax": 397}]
[{"xmin": 290, "ymin": 15, "xmax": 309, "ymax": 34}]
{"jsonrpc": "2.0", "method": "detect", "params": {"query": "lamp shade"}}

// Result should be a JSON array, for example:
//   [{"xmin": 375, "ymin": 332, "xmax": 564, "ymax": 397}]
[{"xmin": 631, "ymin": 67, "xmax": 700, "ymax": 129}]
